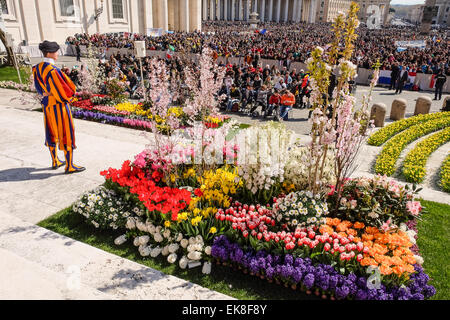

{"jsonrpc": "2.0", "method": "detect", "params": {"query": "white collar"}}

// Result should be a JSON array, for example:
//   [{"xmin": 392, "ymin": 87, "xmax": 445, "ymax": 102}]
[{"xmin": 43, "ymin": 57, "xmax": 56, "ymax": 65}]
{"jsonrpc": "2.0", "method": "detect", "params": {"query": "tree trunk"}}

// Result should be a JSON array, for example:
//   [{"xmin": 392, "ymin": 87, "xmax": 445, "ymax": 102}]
[{"xmin": 0, "ymin": 28, "xmax": 14, "ymax": 66}]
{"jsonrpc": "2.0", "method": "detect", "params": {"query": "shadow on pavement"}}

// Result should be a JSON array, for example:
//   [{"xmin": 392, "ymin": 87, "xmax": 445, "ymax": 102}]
[{"xmin": 0, "ymin": 167, "xmax": 65, "ymax": 182}]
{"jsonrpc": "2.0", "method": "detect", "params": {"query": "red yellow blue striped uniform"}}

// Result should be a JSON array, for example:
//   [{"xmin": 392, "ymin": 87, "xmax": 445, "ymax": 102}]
[{"xmin": 33, "ymin": 61, "xmax": 82, "ymax": 172}]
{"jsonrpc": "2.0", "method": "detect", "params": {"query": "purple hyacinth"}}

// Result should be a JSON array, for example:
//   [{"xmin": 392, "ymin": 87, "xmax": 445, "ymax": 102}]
[{"xmin": 303, "ymin": 273, "xmax": 315, "ymax": 289}]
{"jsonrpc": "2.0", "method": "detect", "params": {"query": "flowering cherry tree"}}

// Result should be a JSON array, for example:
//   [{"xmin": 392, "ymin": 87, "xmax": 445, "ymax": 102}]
[{"xmin": 183, "ymin": 47, "xmax": 226, "ymax": 123}]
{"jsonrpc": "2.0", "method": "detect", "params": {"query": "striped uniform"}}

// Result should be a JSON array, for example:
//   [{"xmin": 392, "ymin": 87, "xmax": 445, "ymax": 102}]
[{"xmin": 33, "ymin": 62, "xmax": 76, "ymax": 151}]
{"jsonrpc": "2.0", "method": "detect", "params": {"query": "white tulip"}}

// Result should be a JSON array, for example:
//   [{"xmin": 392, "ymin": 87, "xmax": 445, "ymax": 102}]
[
  {"xmin": 195, "ymin": 243, "xmax": 203, "ymax": 251},
  {"xmin": 187, "ymin": 251, "xmax": 202, "ymax": 261},
  {"xmin": 148, "ymin": 225, "xmax": 156, "ymax": 235},
  {"xmin": 195, "ymin": 235, "xmax": 203, "ymax": 243},
  {"xmin": 133, "ymin": 237, "xmax": 140, "ymax": 247},
  {"xmin": 138, "ymin": 236, "xmax": 150, "ymax": 246},
  {"xmin": 139, "ymin": 246, "xmax": 151, "ymax": 257},
  {"xmin": 114, "ymin": 235, "xmax": 127, "ymax": 245},
  {"xmin": 179, "ymin": 256, "xmax": 188, "ymax": 269},
  {"xmin": 153, "ymin": 233, "xmax": 163, "ymax": 243},
  {"xmin": 136, "ymin": 221, "xmax": 147, "ymax": 232},
  {"xmin": 168, "ymin": 243, "xmax": 179, "ymax": 253},
  {"xmin": 150, "ymin": 247, "xmax": 162, "ymax": 258},
  {"xmin": 155, "ymin": 226, "xmax": 162, "ymax": 234},
  {"xmin": 176, "ymin": 233, "xmax": 183, "ymax": 242},
  {"xmin": 202, "ymin": 262, "xmax": 212, "ymax": 275},
  {"xmin": 204, "ymin": 246, "xmax": 211, "ymax": 255},
  {"xmin": 167, "ymin": 253, "xmax": 177, "ymax": 264},
  {"xmin": 414, "ymin": 255, "xmax": 424, "ymax": 265},
  {"xmin": 163, "ymin": 229, "xmax": 171, "ymax": 239},
  {"xmin": 180, "ymin": 239, "xmax": 189, "ymax": 248},
  {"xmin": 126, "ymin": 217, "xmax": 136, "ymax": 229},
  {"xmin": 187, "ymin": 244, "xmax": 195, "ymax": 253},
  {"xmin": 189, "ymin": 237, "xmax": 196, "ymax": 245},
  {"xmin": 162, "ymin": 246, "xmax": 170, "ymax": 256}
]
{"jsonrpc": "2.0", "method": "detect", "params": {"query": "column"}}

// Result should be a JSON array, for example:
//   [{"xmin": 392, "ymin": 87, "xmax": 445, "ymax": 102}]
[
  {"xmin": 225, "ymin": 0, "xmax": 228, "ymax": 20},
  {"xmin": 210, "ymin": 0, "xmax": 214, "ymax": 19},
  {"xmin": 292, "ymin": 0, "xmax": 297, "ymax": 21},
  {"xmin": 283, "ymin": 0, "xmax": 289, "ymax": 21},
  {"xmin": 180, "ymin": 0, "xmax": 189, "ymax": 31},
  {"xmin": 295, "ymin": 0, "xmax": 302, "ymax": 22},
  {"xmin": 239, "ymin": 0, "xmax": 243, "ymax": 20},
  {"xmin": 245, "ymin": 0, "xmax": 250, "ymax": 20},
  {"xmin": 162, "ymin": 0, "xmax": 169, "ymax": 31},
  {"xmin": 231, "ymin": 0, "xmax": 236, "ymax": 20},
  {"xmin": 190, "ymin": 0, "xmax": 202, "ymax": 31},
  {"xmin": 217, "ymin": 0, "xmax": 221, "ymax": 20},
  {"xmin": 309, "ymin": 0, "xmax": 315, "ymax": 23},
  {"xmin": 268, "ymin": 0, "xmax": 273, "ymax": 21},
  {"xmin": 260, "ymin": 0, "xmax": 265, "ymax": 21},
  {"xmin": 203, "ymin": 0, "xmax": 207, "ymax": 20},
  {"xmin": 275, "ymin": 0, "xmax": 281, "ymax": 22}
]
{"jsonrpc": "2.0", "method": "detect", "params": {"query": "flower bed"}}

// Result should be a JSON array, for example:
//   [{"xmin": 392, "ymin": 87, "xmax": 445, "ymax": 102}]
[
  {"xmin": 211, "ymin": 235, "xmax": 435, "ymax": 300},
  {"xmin": 402, "ymin": 127, "xmax": 450, "ymax": 183},
  {"xmin": 374, "ymin": 116, "xmax": 450, "ymax": 176},
  {"xmin": 439, "ymin": 155, "xmax": 450, "ymax": 193},
  {"xmin": 68, "ymin": 121, "xmax": 435, "ymax": 300},
  {"xmin": 368, "ymin": 112, "xmax": 450, "ymax": 146},
  {"xmin": 71, "ymin": 95, "xmax": 230, "ymax": 132},
  {"xmin": 0, "ymin": 80, "xmax": 35, "ymax": 92}
]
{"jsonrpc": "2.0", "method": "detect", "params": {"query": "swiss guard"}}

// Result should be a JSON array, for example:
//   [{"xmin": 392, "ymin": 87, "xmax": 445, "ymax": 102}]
[{"xmin": 33, "ymin": 41, "xmax": 85, "ymax": 174}]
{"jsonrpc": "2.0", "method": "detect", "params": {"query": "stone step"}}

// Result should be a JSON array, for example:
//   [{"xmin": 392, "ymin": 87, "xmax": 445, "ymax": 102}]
[
  {"xmin": 0, "ymin": 248, "xmax": 112, "ymax": 300},
  {"xmin": 0, "ymin": 211, "xmax": 233, "ymax": 300}
]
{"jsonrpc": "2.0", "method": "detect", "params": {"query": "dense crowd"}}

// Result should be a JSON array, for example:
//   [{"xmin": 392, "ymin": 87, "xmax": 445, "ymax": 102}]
[
  {"xmin": 62, "ymin": 46, "xmax": 319, "ymax": 120},
  {"xmin": 66, "ymin": 21, "xmax": 450, "ymax": 75}
]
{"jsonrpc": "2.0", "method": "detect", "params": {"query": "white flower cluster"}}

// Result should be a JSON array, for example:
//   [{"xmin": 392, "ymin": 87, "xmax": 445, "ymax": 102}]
[
  {"xmin": 284, "ymin": 145, "xmax": 335, "ymax": 190},
  {"xmin": 126, "ymin": 217, "xmax": 212, "ymax": 274},
  {"xmin": 237, "ymin": 122, "xmax": 294, "ymax": 195},
  {"xmin": 273, "ymin": 191, "xmax": 329, "ymax": 230},
  {"xmin": 72, "ymin": 186, "xmax": 135, "ymax": 230}
]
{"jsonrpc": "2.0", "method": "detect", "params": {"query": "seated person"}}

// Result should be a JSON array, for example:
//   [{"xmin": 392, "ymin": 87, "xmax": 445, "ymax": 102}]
[{"xmin": 279, "ymin": 89, "xmax": 296, "ymax": 121}]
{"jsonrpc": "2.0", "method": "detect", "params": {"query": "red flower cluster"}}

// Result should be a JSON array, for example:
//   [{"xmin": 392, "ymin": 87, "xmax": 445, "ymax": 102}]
[
  {"xmin": 73, "ymin": 99, "xmax": 94, "ymax": 110},
  {"xmin": 100, "ymin": 161, "xmax": 191, "ymax": 221},
  {"xmin": 204, "ymin": 122, "xmax": 219, "ymax": 128}
]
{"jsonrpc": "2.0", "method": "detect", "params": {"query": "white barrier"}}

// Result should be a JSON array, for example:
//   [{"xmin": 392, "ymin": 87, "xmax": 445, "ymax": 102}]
[{"xmin": 64, "ymin": 44, "xmax": 450, "ymax": 93}]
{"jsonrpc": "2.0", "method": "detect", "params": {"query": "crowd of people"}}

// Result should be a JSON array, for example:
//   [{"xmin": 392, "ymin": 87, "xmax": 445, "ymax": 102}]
[
  {"xmin": 63, "ymin": 22, "xmax": 449, "ymax": 120},
  {"xmin": 66, "ymin": 21, "xmax": 450, "ymax": 76}
]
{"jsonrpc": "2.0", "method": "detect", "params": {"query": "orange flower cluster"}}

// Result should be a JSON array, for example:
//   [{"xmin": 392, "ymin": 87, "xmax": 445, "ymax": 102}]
[
  {"xmin": 360, "ymin": 227, "xmax": 416, "ymax": 276},
  {"xmin": 321, "ymin": 218, "xmax": 416, "ymax": 277}
]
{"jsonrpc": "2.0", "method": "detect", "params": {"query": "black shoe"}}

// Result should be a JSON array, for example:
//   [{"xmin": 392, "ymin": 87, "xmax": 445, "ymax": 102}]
[
  {"xmin": 52, "ymin": 161, "xmax": 66, "ymax": 170},
  {"xmin": 65, "ymin": 166, "xmax": 86, "ymax": 174}
]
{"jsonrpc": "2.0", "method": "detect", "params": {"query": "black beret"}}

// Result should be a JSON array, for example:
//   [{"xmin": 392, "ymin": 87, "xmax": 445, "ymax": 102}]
[{"xmin": 39, "ymin": 40, "xmax": 60, "ymax": 53}]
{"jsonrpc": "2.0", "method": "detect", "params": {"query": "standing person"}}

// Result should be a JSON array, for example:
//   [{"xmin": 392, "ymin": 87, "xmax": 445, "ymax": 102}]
[
  {"xmin": 33, "ymin": 41, "xmax": 85, "ymax": 174},
  {"xmin": 434, "ymin": 69, "xmax": 447, "ymax": 100},
  {"xmin": 75, "ymin": 42, "xmax": 81, "ymax": 62},
  {"xmin": 395, "ymin": 66, "xmax": 408, "ymax": 94},
  {"xmin": 390, "ymin": 62, "xmax": 399, "ymax": 90}
]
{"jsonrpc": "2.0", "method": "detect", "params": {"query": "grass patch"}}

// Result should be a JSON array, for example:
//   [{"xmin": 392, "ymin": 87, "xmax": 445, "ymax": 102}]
[
  {"xmin": 37, "ymin": 207, "xmax": 317, "ymax": 300},
  {"xmin": 417, "ymin": 200, "xmax": 450, "ymax": 300},
  {"xmin": 38, "ymin": 200, "xmax": 449, "ymax": 300},
  {"xmin": 0, "ymin": 66, "xmax": 30, "ymax": 83}
]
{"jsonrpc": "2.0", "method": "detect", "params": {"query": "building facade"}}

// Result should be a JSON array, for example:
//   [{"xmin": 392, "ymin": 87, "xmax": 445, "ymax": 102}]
[
  {"xmin": 202, "ymin": 0, "xmax": 319, "ymax": 23},
  {"xmin": 355, "ymin": 0, "xmax": 391, "ymax": 26},
  {"xmin": 316, "ymin": 0, "xmax": 351, "ymax": 22},
  {"xmin": 434, "ymin": 0, "xmax": 450, "ymax": 27},
  {"xmin": 1, "ymin": 0, "xmax": 201, "ymax": 45},
  {"xmin": 407, "ymin": 4, "xmax": 424, "ymax": 25}
]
